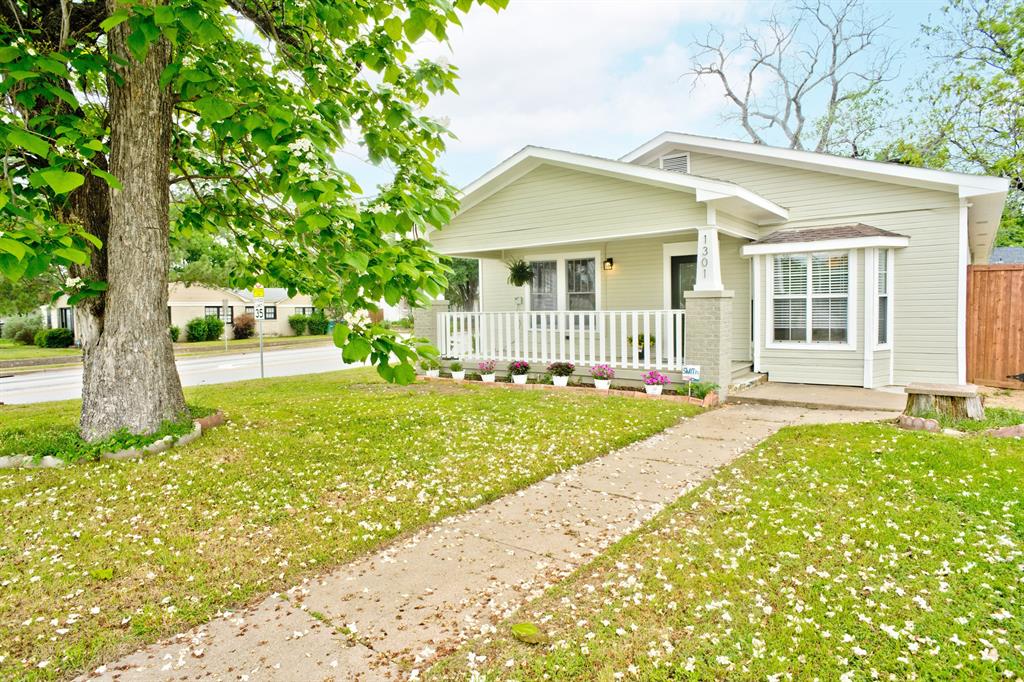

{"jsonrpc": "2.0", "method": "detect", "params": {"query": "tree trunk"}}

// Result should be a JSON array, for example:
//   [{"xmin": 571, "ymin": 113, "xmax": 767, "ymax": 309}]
[{"xmin": 79, "ymin": 6, "xmax": 187, "ymax": 441}]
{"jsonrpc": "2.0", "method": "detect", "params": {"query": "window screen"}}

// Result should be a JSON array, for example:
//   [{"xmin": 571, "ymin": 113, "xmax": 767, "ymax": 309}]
[{"xmin": 529, "ymin": 261, "xmax": 557, "ymax": 311}]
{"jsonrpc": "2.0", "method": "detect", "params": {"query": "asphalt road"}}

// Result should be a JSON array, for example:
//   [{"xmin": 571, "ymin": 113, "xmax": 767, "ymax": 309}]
[{"xmin": 0, "ymin": 343, "xmax": 360, "ymax": 405}]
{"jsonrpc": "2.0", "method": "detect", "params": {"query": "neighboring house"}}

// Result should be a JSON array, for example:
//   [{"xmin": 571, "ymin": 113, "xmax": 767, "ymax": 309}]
[
  {"xmin": 990, "ymin": 246, "xmax": 1024, "ymax": 264},
  {"xmin": 45, "ymin": 283, "xmax": 318, "ymax": 342},
  {"xmin": 424, "ymin": 132, "xmax": 1008, "ymax": 396}
]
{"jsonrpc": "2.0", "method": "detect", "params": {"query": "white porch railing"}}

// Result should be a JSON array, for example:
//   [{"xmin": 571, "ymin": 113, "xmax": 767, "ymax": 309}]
[{"xmin": 437, "ymin": 310, "xmax": 687, "ymax": 372}]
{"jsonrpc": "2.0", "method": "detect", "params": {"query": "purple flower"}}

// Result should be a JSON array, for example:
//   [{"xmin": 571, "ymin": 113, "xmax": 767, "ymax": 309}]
[
  {"xmin": 509, "ymin": 360, "xmax": 531, "ymax": 375},
  {"xmin": 590, "ymin": 364, "xmax": 615, "ymax": 380},
  {"xmin": 478, "ymin": 359, "xmax": 496, "ymax": 374},
  {"xmin": 642, "ymin": 370, "xmax": 670, "ymax": 386}
]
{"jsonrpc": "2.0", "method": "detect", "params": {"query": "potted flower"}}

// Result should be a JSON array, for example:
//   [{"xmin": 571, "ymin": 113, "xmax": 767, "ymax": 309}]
[
  {"xmin": 449, "ymin": 360, "xmax": 465, "ymax": 381},
  {"xmin": 547, "ymin": 361, "xmax": 575, "ymax": 387},
  {"xmin": 420, "ymin": 359, "xmax": 440, "ymax": 378},
  {"xmin": 590, "ymin": 364, "xmax": 614, "ymax": 390},
  {"xmin": 642, "ymin": 369, "xmax": 670, "ymax": 395},
  {"xmin": 478, "ymin": 359, "xmax": 497, "ymax": 382},
  {"xmin": 627, "ymin": 335, "xmax": 656, "ymax": 361},
  {"xmin": 509, "ymin": 360, "xmax": 530, "ymax": 384}
]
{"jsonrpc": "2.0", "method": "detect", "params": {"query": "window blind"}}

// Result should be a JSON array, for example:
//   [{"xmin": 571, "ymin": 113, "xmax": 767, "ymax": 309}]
[
  {"xmin": 877, "ymin": 250, "xmax": 889, "ymax": 345},
  {"xmin": 772, "ymin": 252, "xmax": 850, "ymax": 345}
]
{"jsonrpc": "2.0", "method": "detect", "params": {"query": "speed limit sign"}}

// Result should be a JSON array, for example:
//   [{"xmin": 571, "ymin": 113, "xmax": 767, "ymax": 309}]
[{"xmin": 254, "ymin": 302, "xmax": 265, "ymax": 320}]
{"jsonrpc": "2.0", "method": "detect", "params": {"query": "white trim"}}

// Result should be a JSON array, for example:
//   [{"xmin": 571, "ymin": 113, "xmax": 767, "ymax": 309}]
[
  {"xmin": 889, "ymin": 248, "xmax": 896, "ymax": 385},
  {"xmin": 455, "ymin": 145, "xmax": 789, "ymax": 224},
  {"xmin": 752, "ymin": 255, "xmax": 762, "ymax": 372},
  {"xmin": 764, "ymin": 249, "xmax": 859, "ymax": 352},
  {"xmin": 620, "ymin": 132, "xmax": 1009, "ymax": 196},
  {"xmin": 863, "ymin": 250, "xmax": 876, "ymax": 388},
  {"xmin": 957, "ymin": 200, "xmax": 969, "ymax": 384},
  {"xmin": 522, "ymin": 249, "xmax": 602, "ymax": 312},
  {"xmin": 435, "ymin": 225, "xmax": 701, "ymax": 256},
  {"xmin": 742, "ymin": 235, "xmax": 909, "ymax": 257},
  {"xmin": 694, "ymin": 227, "xmax": 724, "ymax": 291},
  {"xmin": 661, "ymin": 241, "xmax": 699, "ymax": 310},
  {"xmin": 873, "ymin": 248, "xmax": 893, "ymax": 351}
]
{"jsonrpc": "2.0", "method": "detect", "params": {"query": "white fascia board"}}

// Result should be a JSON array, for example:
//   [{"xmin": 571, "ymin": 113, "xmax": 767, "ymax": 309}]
[
  {"xmin": 455, "ymin": 145, "xmax": 788, "ymax": 222},
  {"xmin": 741, "ymin": 235, "xmax": 910, "ymax": 257},
  {"xmin": 621, "ymin": 132, "xmax": 1010, "ymax": 195}
]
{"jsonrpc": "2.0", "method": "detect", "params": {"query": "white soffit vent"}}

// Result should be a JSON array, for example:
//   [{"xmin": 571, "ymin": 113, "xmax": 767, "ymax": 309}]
[{"xmin": 659, "ymin": 152, "xmax": 690, "ymax": 174}]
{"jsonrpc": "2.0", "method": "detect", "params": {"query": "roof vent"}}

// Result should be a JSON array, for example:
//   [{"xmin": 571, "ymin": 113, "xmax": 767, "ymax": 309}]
[{"xmin": 659, "ymin": 152, "xmax": 690, "ymax": 174}]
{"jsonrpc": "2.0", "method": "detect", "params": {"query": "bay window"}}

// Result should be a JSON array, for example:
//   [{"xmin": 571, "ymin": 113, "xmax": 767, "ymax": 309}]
[{"xmin": 772, "ymin": 252, "xmax": 851, "ymax": 345}]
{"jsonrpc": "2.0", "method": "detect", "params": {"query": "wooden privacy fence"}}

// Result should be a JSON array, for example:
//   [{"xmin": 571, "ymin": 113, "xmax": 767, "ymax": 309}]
[{"xmin": 967, "ymin": 264, "xmax": 1024, "ymax": 389}]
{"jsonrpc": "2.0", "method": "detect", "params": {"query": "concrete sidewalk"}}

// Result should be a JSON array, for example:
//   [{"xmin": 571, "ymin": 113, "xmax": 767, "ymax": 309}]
[
  {"xmin": 81, "ymin": 403, "xmax": 897, "ymax": 681},
  {"xmin": 730, "ymin": 381, "xmax": 907, "ymax": 412}
]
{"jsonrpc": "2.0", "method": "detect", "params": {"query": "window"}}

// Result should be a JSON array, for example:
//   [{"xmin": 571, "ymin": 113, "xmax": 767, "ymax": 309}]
[
  {"xmin": 295, "ymin": 306, "xmax": 316, "ymax": 316},
  {"xmin": 877, "ymin": 249, "xmax": 891, "ymax": 345},
  {"xmin": 772, "ymin": 252, "xmax": 850, "ymax": 345},
  {"xmin": 205, "ymin": 305, "xmax": 234, "ymax": 324},
  {"xmin": 59, "ymin": 307, "xmax": 75, "ymax": 332},
  {"xmin": 566, "ymin": 258, "xmax": 596, "ymax": 311},
  {"xmin": 529, "ymin": 261, "xmax": 557, "ymax": 311}
]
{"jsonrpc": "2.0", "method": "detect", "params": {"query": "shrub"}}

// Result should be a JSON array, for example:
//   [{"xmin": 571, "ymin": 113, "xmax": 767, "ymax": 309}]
[
  {"xmin": 288, "ymin": 313, "xmax": 308, "ymax": 335},
  {"xmin": 203, "ymin": 316, "xmax": 225, "ymax": 341},
  {"xmin": 590, "ymin": 364, "xmax": 615, "ymax": 380},
  {"xmin": 34, "ymin": 329, "xmax": 48, "ymax": 347},
  {"xmin": 642, "ymin": 370, "xmax": 671, "ymax": 386},
  {"xmin": 680, "ymin": 380, "xmax": 718, "ymax": 399},
  {"xmin": 169, "ymin": 325, "xmax": 180, "ymax": 343},
  {"xmin": 478, "ymin": 359, "xmax": 496, "ymax": 374},
  {"xmin": 547, "ymin": 361, "xmax": 575, "ymax": 377},
  {"xmin": 185, "ymin": 317, "xmax": 209, "ymax": 342},
  {"xmin": 508, "ymin": 360, "xmax": 530, "ymax": 375},
  {"xmin": 419, "ymin": 358, "xmax": 440, "ymax": 371},
  {"xmin": 42, "ymin": 328, "xmax": 75, "ymax": 348},
  {"xmin": 306, "ymin": 312, "xmax": 329, "ymax": 335},
  {"xmin": 3, "ymin": 313, "xmax": 44, "ymax": 345},
  {"xmin": 233, "ymin": 313, "xmax": 256, "ymax": 340}
]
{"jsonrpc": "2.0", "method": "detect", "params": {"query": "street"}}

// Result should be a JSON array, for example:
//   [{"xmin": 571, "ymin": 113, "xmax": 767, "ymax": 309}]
[{"xmin": 0, "ymin": 343, "xmax": 360, "ymax": 405}]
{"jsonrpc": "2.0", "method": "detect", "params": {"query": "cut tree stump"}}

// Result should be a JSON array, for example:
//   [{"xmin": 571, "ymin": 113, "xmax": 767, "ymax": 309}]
[{"xmin": 904, "ymin": 383, "xmax": 985, "ymax": 421}]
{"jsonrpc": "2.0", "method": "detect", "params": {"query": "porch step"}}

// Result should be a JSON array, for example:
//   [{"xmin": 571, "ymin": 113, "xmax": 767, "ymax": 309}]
[{"xmin": 730, "ymin": 370, "xmax": 767, "ymax": 393}]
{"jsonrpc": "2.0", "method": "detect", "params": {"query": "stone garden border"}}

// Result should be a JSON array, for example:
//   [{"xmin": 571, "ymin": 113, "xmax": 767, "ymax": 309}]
[
  {"xmin": 896, "ymin": 413, "xmax": 1024, "ymax": 438},
  {"xmin": 0, "ymin": 411, "xmax": 226, "ymax": 469},
  {"xmin": 419, "ymin": 375, "xmax": 719, "ymax": 408}
]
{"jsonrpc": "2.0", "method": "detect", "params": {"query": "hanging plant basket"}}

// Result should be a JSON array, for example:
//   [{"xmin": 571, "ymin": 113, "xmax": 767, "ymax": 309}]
[{"xmin": 506, "ymin": 259, "xmax": 533, "ymax": 287}]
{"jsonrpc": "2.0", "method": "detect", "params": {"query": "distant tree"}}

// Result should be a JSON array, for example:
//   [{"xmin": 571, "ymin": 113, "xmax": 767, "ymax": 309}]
[
  {"xmin": 444, "ymin": 257, "xmax": 479, "ymax": 311},
  {"xmin": 688, "ymin": 0, "xmax": 898, "ymax": 153},
  {"xmin": 169, "ymin": 231, "xmax": 249, "ymax": 289},
  {"xmin": 0, "ymin": 272, "xmax": 60, "ymax": 316}
]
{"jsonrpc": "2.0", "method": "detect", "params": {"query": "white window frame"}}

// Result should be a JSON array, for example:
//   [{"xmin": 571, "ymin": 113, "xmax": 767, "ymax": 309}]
[
  {"xmin": 523, "ymin": 250, "xmax": 602, "ymax": 312},
  {"xmin": 874, "ymin": 248, "xmax": 893, "ymax": 351},
  {"xmin": 765, "ymin": 250, "xmax": 858, "ymax": 351}
]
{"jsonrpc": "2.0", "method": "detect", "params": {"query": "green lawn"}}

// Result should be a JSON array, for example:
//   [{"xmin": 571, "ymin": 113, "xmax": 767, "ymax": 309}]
[
  {"xmin": 430, "ymin": 423, "xmax": 1024, "ymax": 680},
  {"xmin": 172, "ymin": 333, "xmax": 330, "ymax": 351},
  {"xmin": 0, "ymin": 339, "xmax": 80, "ymax": 362},
  {"xmin": 0, "ymin": 368, "xmax": 696, "ymax": 680}
]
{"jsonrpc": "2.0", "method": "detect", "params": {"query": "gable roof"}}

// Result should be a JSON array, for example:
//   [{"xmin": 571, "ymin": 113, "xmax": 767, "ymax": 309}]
[
  {"xmin": 621, "ymin": 132, "xmax": 1008, "ymax": 260},
  {"xmin": 457, "ymin": 145, "xmax": 789, "ymax": 227}
]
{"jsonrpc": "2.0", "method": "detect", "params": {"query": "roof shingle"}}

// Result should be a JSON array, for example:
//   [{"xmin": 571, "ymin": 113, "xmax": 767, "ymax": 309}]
[{"xmin": 752, "ymin": 223, "xmax": 908, "ymax": 245}]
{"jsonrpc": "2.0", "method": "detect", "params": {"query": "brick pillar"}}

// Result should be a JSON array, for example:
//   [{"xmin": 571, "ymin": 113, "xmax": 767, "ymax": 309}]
[
  {"xmin": 412, "ymin": 299, "xmax": 450, "ymax": 352},
  {"xmin": 684, "ymin": 290, "xmax": 733, "ymax": 401}
]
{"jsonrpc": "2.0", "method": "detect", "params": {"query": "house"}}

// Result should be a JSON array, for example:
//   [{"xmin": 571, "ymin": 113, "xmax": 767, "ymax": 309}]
[
  {"xmin": 990, "ymin": 246, "xmax": 1024, "ymax": 264},
  {"xmin": 44, "ymin": 284, "xmax": 319, "ymax": 342},
  {"xmin": 420, "ymin": 132, "xmax": 1009, "ymax": 397}
]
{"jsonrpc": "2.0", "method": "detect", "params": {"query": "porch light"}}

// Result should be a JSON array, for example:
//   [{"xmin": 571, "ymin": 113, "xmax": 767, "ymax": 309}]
[{"xmin": 602, "ymin": 258, "xmax": 614, "ymax": 271}]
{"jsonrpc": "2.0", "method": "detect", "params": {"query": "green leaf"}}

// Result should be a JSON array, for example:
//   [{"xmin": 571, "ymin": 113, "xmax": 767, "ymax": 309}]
[
  {"xmin": 332, "ymin": 322, "xmax": 350, "ymax": 348},
  {"xmin": 511, "ymin": 622, "xmax": 546, "ymax": 644},
  {"xmin": 100, "ymin": 10, "xmax": 130, "ymax": 32},
  {"xmin": 91, "ymin": 168, "xmax": 123, "ymax": 190},
  {"xmin": 53, "ymin": 247, "xmax": 89, "ymax": 265},
  {"xmin": 40, "ymin": 169, "xmax": 85, "ymax": 194},
  {"xmin": 89, "ymin": 567, "xmax": 114, "ymax": 581},
  {"xmin": 153, "ymin": 5, "xmax": 174, "ymax": 26},
  {"xmin": 0, "ymin": 46, "xmax": 20, "ymax": 62},
  {"xmin": 0, "ymin": 237, "xmax": 27, "ymax": 259},
  {"xmin": 7, "ymin": 129, "xmax": 50, "ymax": 157},
  {"xmin": 384, "ymin": 17, "xmax": 404, "ymax": 41},
  {"xmin": 195, "ymin": 96, "xmax": 236, "ymax": 122},
  {"xmin": 342, "ymin": 251, "xmax": 369, "ymax": 272},
  {"xmin": 126, "ymin": 27, "xmax": 150, "ymax": 62},
  {"xmin": 393, "ymin": 362, "xmax": 416, "ymax": 385},
  {"xmin": 342, "ymin": 336, "xmax": 372, "ymax": 363}
]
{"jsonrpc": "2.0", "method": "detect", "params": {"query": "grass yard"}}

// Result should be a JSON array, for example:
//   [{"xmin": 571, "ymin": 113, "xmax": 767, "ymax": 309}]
[
  {"xmin": 172, "ymin": 333, "xmax": 330, "ymax": 352},
  {"xmin": 0, "ymin": 368, "xmax": 696, "ymax": 680},
  {"xmin": 0, "ymin": 339, "xmax": 80, "ymax": 362},
  {"xmin": 431, "ymin": 423, "xmax": 1024, "ymax": 681}
]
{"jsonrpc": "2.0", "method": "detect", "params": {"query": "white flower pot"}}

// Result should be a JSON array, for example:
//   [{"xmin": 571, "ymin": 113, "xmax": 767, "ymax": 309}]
[
  {"xmin": 425, "ymin": 369, "xmax": 439, "ymax": 378},
  {"xmin": 553, "ymin": 375, "xmax": 569, "ymax": 387},
  {"xmin": 451, "ymin": 370, "xmax": 465, "ymax": 380},
  {"xmin": 512, "ymin": 374, "xmax": 528, "ymax": 385},
  {"xmin": 593, "ymin": 379, "xmax": 611, "ymax": 390},
  {"xmin": 645, "ymin": 384, "xmax": 663, "ymax": 396},
  {"xmin": 481, "ymin": 373, "xmax": 496, "ymax": 383}
]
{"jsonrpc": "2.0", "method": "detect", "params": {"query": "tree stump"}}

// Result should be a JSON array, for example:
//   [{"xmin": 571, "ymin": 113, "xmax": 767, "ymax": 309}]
[{"xmin": 904, "ymin": 383, "xmax": 985, "ymax": 421}]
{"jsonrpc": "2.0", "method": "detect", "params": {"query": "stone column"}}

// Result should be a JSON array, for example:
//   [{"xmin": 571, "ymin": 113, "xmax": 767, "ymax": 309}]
[
  {"xmin": 684, "ymin": 290, "xmax": 733, "ymax": 401},
  {"xmin": 412, "ymin": 299, "xmax": 450, "ymax": 352}
]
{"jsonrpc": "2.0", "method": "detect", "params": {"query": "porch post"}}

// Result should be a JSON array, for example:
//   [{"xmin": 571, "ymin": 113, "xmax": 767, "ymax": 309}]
[
  {"xmin": 694, "ymin": 226, "xmax": 724, "ymax": 291},
  {"xmin": 412, "ymin": 298, "xmax": 450, "ymax": 353},
  {"xmin": 684, "ymin": 288, "xmax": 733, "ymax": 401}
]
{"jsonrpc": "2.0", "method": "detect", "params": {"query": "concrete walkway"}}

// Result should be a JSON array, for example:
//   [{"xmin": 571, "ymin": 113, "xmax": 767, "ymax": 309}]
[
  {"xmin": 81, "ymin": 403, "xmax": 897, "ymax": 681},
  {"xmin": 731, "ymin": 381, "xmax": 907, "ymax": 412}
]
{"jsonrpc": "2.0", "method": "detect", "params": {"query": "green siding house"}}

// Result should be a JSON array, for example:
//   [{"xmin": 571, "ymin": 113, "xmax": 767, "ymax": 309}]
[{"xmin": 424, "ymin": 133, "xmax": 1008, "ymax": 397}]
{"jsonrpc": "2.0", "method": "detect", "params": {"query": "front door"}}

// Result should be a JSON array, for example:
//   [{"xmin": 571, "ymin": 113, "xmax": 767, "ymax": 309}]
[{"xmin": 670, "ymin": 255, "xmax": 697, "ymax": 309}]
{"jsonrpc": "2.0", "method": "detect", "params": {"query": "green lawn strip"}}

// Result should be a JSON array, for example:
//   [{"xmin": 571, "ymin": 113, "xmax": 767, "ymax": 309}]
[
  {"xmin": 172, "ymin": 334, "xmax": 330, "ymax": 351},
  {"xmin": 429, "ymin": 423, "xmax": 1023, "ymax": 681},
  {"xmin": 0, "ymin": 339, "xmax": 80, "ymax": 361},
  {"xmin": 936, "ymin": 406, "xmax": 1024, "ymax": 432},
  {"xmin": 0, "ymin": 368, "xmax": 696, "ymax": 680}
]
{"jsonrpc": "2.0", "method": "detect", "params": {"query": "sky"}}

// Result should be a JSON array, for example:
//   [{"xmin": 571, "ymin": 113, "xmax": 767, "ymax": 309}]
[{"xmin": 339, "ymin": 0, "xmax": 947, "ymax": 192}]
